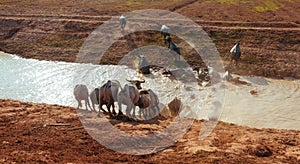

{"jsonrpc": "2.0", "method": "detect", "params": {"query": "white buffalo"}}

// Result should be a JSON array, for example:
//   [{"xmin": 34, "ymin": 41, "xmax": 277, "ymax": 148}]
[{"xmin": 73, "ymin": 84, "xmax": 92, "ymax": 110}]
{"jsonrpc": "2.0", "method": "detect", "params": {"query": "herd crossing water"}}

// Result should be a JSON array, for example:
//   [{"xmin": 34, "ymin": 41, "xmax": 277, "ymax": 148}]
[{"xmin": 0, "ymin": 51, "xmax": 299, "ymax": 130}]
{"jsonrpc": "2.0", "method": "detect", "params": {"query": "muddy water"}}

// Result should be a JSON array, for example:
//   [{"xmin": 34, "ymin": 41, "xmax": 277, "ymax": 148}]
[
  {"xmin": 0, "ymin": 51, "xmax": 130, "ymax": 106},
  {"xmin": 222, "ymin": 77, "xmax": 300, "ymax": 130},
  {"xmin": 0, "ymin": 51, "xmax": 299, "ymax": 130}
]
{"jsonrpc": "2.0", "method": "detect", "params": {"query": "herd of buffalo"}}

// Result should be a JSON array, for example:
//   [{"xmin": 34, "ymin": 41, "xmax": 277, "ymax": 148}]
[
  {"xmin": 74, "ymin": 79, "xmax": 160, "ymax": 120},
  {"xmin": 73, "ymin": 14, "xmax": 241, "ymax": 120}
]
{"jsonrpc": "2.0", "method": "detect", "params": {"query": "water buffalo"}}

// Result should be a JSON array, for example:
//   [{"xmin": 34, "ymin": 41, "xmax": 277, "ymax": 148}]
[
  {"xmin": 137, "ymin": 90, "xmax": 151, "ymax": 118},
  {"xmin": 118, "ymin": 80, "xmax": 160, "ymax": 119},
  {"xmin": 126, "ymin": 79, "xmax": 145, "ymax": 90},
  {"xmin": 73, "ymin": 84, "xmax": 92, "ymax": 110},
  {"xmin": 138, "ymin": 89, "xmax": 160, "ymax": 119},
  {"xmin": 89, "ymin": 88, "xmax": 99, "ymax": 112},
  {"xmin": 97, "ymin": 80, "xmax": 122, "ymax": 117},
  {"xmin": 118, "ymin": 83, "xmax": 140, "ymax": 117},
  {"xmin": 230, "ymin": 42, "xmax": 241, "ymax": 66},
  {"xmin": 160, "ymin": 24, "xmax": 170, "ymax": 44},
  {"xmin": 138, "ymin": 55, "xmax": 150, "ymax": 74},
  {"xmin": 119, "ymin": 14, "xmax": 126, "ymax": 31},
  {"xmin": 165, "ymin": 36, "xmax": 180, "ymax": 61}
]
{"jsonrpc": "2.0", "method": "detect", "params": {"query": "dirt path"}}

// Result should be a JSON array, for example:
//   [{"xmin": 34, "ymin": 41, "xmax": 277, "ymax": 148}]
[
  {"xmin": 170, "ymin": 0, "xmax": 199, "ymax": 12},
  {"xmin": 1, "ymin": 14, "xmax": 299, "ymax": 31}
]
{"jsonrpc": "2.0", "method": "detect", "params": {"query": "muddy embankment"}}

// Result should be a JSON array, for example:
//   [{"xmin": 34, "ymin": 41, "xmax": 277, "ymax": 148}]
[
  {"xmin": 0, "ymin": 17, "xmax": 98, "ymax": 62},
  {"xmin": 0, "ymin": 99, "xmax": 299, "ymax": 163},
  {"xmin": 0, "ymin": 17, "xmax": 299, "ymax": 79}
]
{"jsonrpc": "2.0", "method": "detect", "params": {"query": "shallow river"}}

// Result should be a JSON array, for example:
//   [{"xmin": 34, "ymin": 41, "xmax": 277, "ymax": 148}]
[{"xmin": 0, "ymin": 51, "xmax": 299, "ymax": 130}]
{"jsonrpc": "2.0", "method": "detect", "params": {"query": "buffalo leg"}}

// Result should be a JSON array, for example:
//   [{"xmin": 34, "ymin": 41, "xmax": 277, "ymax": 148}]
[
  {"xmin": 85, "ymin": 100, "xmax": 88, "ymax": 110},
  {"xmin": 106, "ymin": 101, "xmax": 115, "ymax": 117},
  {"xmin": 85, "ymin": 99, "xmax": 92, "ymax": 111},
  {"xmin": 76, "ymin": 99, "xmax": 82, "ymax": 109},
  {"xmin": 125, "ymin": 105, "xmax": 131, "ymax": 116},
  {"xmin": 144, "ymin": 108, "xmax": 150, "ymax": 119},
  {"xmin": 91, "ymin": 102, "xmax": 96, "ymax": 112},
  {"xmin": 98, "ymin": 103, "xmax": 107, "ymax": 114},
  {"xmin": 132, "ymin": 106, "xmax": 136, "ymax": 118},
  {"xmin": 112, "ymin": 104, "xmax": 117, "ymax": 115},
  {"xmin": 112, "ymin": 103, "xmax": 116, "ymax": 115},
  {"xmin": 117, "ymin": 105, "xmax": 123, "ymax": 116},
  {"xmin": 155, "ymin": 105, "xmax": 160, "ymax": 116},
  {"xmin": 76, "ymin": 100, "xmax": 80, "ymax": 109},
  {"xmin": 151, "ymin": 105, "xmax": 159, "ymax": 118},
  {"xmin": 138, "ymin": 108, "xmax": 146, "ymax": 119},
  {"xmin": 106, "ymin": 105, "xmax": 112, "ymax": 117},
  {"xmin": 97, "ymin": 104, "xmax": 106, "ymax": 117},
  {"xmin": 139, "ymin": 108, "xmax": 142, "ymax": 118},
  {"xmin": 118, "ymin": 102, "xmax": 124, "ymax": 116}
]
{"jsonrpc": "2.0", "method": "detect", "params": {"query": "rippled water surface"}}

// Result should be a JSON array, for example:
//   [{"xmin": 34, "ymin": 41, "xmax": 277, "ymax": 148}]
[{"xmin": 0, "ymin": 51, "xmax": 299, "ymax": 130}]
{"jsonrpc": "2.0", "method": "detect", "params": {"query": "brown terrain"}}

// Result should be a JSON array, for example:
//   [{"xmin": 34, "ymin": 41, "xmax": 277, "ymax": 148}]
[
  {"xmin": 1, "ymin": 99, "xmax": 299, "ymax": 163},
  {"xmin": 0, "ymin": 0, "xmax": 299, "ymax": 163}
]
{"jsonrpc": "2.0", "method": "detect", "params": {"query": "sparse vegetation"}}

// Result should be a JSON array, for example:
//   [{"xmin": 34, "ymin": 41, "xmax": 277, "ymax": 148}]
[
  {"xmin": 252, "ymin": 0, "xmax": 284, "ymax": 12},
  {"xmin": 215, "ymin": 0, "xmax": 239, "ymax": 5},
  {"xmin": 206, "ymin": 0, "xmax": 249, "ymax": 5}
]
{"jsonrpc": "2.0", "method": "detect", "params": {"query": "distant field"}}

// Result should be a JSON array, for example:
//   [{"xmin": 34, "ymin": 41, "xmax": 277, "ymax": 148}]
[
  {"xmin": 0, "ymin": 0, "xmax": 299, "ymax": 21},
  {"xmin": 0, "ymin": 0, "xmax": 299, "ymax": 78}
]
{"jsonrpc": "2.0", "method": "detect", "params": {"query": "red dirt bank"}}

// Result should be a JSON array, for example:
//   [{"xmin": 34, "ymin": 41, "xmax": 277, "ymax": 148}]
[{"xmin": 0, "ymin": 99, "xmax": 299, "ymax": 163}]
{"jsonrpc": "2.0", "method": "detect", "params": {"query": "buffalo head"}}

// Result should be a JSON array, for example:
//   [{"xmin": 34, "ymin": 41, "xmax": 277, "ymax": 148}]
[{"xmin": 126, "ymin": 79, "xmax": 145, "ymax": 90}]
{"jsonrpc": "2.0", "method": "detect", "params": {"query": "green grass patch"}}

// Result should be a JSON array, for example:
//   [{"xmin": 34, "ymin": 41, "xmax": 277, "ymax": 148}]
[
  {"xmin": 206, "ymin": 0, "xmax": 249, "ymax": 5},
  {"xmin": 126, "ymin": 0, "xmax": 142, "ymax": 6},
  {"xmin": 252, "ymin": 0, "xmax": 284, "ymax": 12},
  {"xmin": 215, "ymin": 0, "xmax": 239, "ymax": 4}
]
